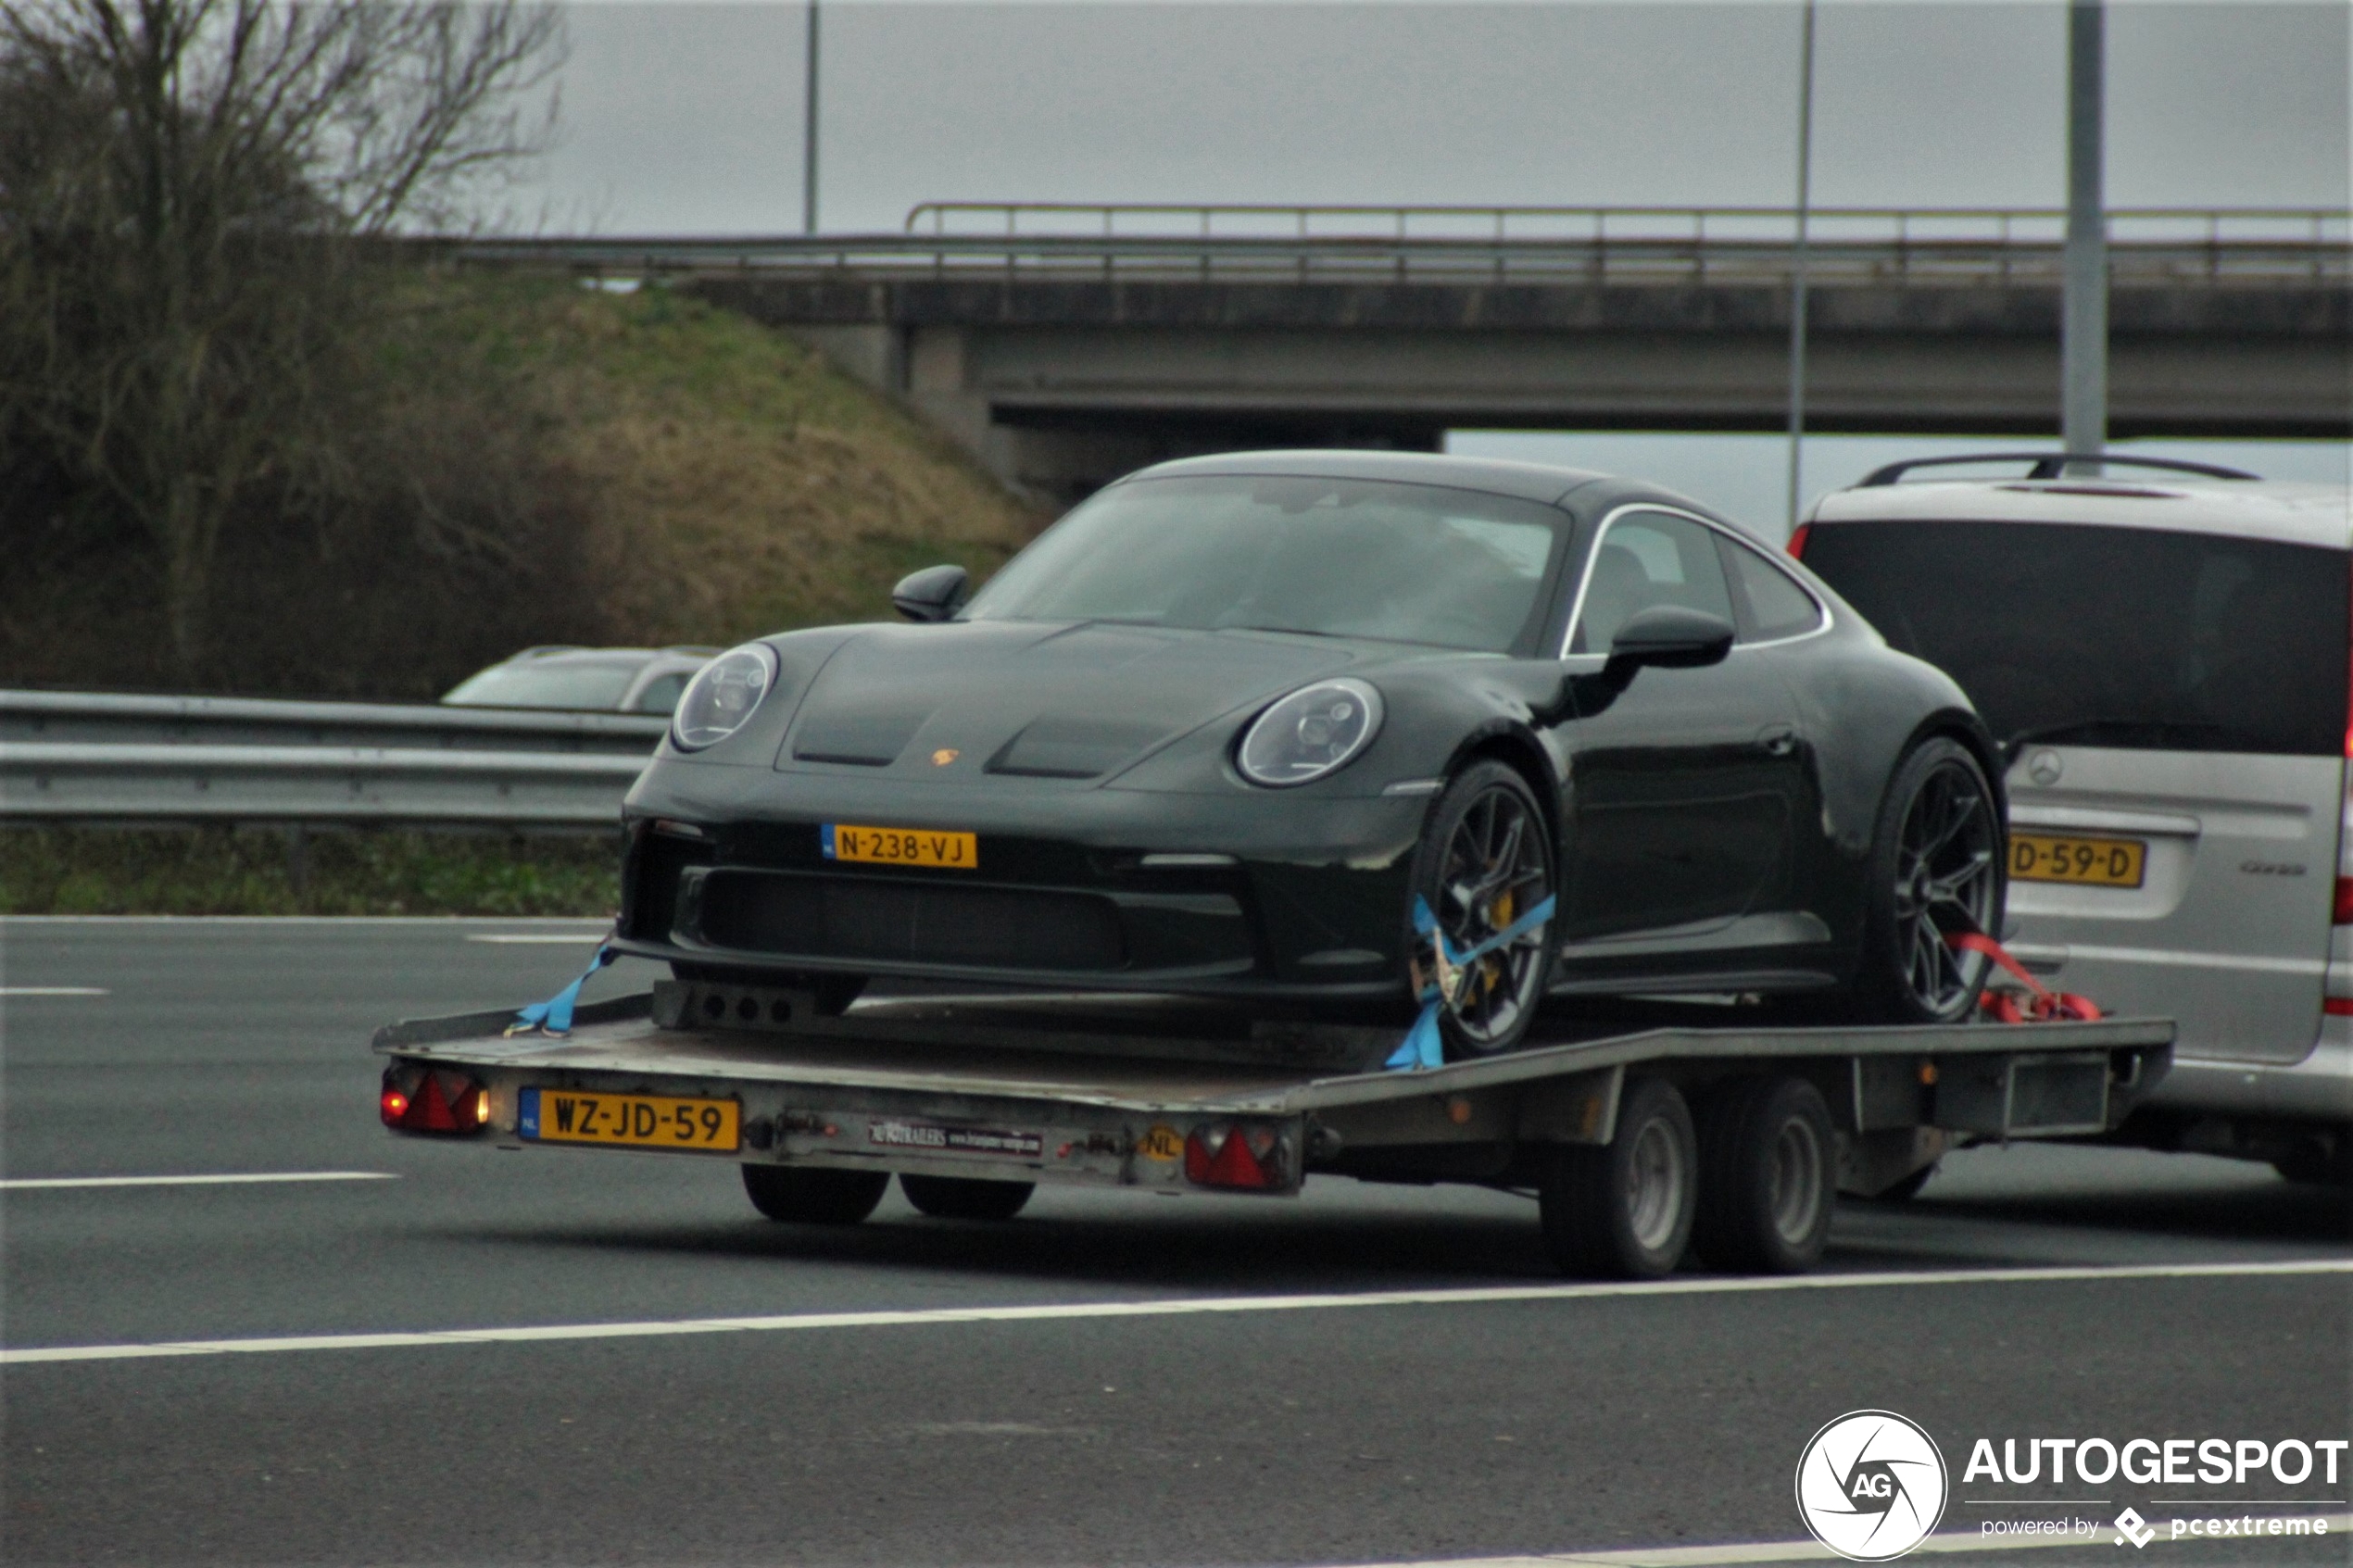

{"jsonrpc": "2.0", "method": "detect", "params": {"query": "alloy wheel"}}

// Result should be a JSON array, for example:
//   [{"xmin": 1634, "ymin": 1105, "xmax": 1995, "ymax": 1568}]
[
  {"xmin": 1890, "ymin": 758, "xmax": 2001, "ymax": 1016},
  {"xmin": 1429, "ymin": 782, "xmax": 1554, "ymax": 1049}
]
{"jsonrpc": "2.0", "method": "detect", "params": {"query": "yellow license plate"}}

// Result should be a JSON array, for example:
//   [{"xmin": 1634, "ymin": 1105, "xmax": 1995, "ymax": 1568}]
[
  {"xmin": 2009, "ymin": 832, "xmax": 2147, "ymax": 888},
  {"xmin": 824, "ymin": 822, "xmax": 978, "ymax": 870},
  {"xmin": 520, "ymin": 1087, "xmax": 739, "ymax": 1150}
]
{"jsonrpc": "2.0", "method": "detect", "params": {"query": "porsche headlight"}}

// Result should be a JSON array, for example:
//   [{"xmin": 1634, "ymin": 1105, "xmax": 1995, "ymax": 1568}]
[
  {"xmin": 1236, "ymin": 679, "xmax": 1383, "ymax": 787},
  {"xmin": 671, "ymin": 643, "xmax": 778, "ymax": 751}
]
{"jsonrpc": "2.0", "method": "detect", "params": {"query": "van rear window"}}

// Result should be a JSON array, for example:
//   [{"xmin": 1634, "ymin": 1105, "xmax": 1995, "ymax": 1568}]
[{"xmin": 1803, "ymin": 521, "xmax": 2349, "ymax": 758}]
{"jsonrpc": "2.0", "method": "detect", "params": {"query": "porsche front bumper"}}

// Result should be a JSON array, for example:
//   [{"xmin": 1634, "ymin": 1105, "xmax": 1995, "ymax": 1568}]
[{"xmin": 612, "ymin": 764, "xmax": 1433, "ymax": 1000}]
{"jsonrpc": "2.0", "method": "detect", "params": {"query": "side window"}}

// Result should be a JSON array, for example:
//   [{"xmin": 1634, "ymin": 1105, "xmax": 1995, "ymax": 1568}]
[
  {"xmin": 1719, "ymin": 536, "xmax": 1826, "ymax": 642},
  {"xmin": 1569, "ymin": 511, "xmax": 1737, "ymax": 654}
]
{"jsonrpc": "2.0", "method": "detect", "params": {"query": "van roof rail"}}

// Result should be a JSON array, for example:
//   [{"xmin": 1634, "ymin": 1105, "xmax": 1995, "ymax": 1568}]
[{"xmin": 1857, "ymin": 452, "xmax": 2259, "ymax": 487}]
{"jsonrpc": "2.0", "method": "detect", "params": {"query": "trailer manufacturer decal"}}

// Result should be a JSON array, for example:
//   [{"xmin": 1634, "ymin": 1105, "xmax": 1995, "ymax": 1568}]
[{"xmin": 866, "ymin": 1120, "xmax": 1041, "ymax": 1158}]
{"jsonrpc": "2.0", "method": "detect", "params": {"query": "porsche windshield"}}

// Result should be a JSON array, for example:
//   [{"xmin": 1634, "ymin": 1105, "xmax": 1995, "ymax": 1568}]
[{"xmin": 962, "ymin": 475, "xmax": 1565, "ymax": 652}]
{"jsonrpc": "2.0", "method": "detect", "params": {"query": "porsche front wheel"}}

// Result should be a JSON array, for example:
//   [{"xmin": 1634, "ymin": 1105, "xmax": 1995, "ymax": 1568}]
[{"xmin": 1409, "ymin": 760, "xmax": 1557, "ymax": 1059}]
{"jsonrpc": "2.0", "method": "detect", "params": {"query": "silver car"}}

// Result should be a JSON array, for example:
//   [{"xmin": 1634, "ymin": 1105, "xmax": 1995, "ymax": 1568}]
[
  {"xmin": 1794, "ymin": 454, "xmax": 2352, "ymax": 1185},
  {"xmin": 442, "ymin": 646, "xmax": 719, "ymax": 717}
]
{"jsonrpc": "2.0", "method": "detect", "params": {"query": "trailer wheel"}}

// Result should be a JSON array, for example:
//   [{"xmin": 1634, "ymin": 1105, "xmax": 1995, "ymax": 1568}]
[
  {"xmin": 1539, "ymin": 1076, "xmax": 1696, "ymax": 1278},
  {"xmin": 900, "ymin": 1174, "xmax": 1035, "ymax": 1221},
  {"xmin": 1692, "ymin": 1077, "xmax": 1836, "ymax": 1273},
  {"xmin": 741, "ymin": 1164, "xmax": 889, "ymax": 1224}
]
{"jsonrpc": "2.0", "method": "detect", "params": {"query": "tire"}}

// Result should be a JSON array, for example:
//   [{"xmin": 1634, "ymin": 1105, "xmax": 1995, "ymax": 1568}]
[
  {"xmin": 741, "ymin": 1163, "xmax": 889, "ymax": 1224},
  {"xmin": 673, "ymin": 962, "xmax": 866, "ymax": 1018},
  {"xmin": 1539, "ymin": 1076, "xmax": 1698, "ymax": 1278},
  {"xmin": 2272, "ymin": 1135, "xmax": 2351, "ymax": 1187},
  {"xmin": 900, "ymin": 1174, "xmax": 1035, "ymax": 1221},
  {"xmin": 1691, "ymin": 1076, "xmax": 1837, "ymax": 1274},
  {"xmin": 1408, "ymin": 760, "xmax": 1557, "ymax": 1060},
  {"xmin": 1850, "ymin": 736, "xmax": 2006, "ymax": 1024}
]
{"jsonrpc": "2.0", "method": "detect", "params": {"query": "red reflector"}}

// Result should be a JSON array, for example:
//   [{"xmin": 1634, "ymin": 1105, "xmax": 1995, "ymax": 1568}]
[
  {"xmin": 1184, "ymin": 1123, "xmax": 1277, "ymax": 1189},
  {"xmin": 383, "ymin": 1069, "xmax": 485, "ymax": 1134},
  {"xmin": 1786, "ymin": 523, "xmax": 1812, "ymax": 559},
  {"xmin": 2327, "ymin": 997, "xmax": 2353, "ymax": 1017},
  {"xmin": 2336, "ymin": 877, "xmax": 2353, "ymax": 925}
]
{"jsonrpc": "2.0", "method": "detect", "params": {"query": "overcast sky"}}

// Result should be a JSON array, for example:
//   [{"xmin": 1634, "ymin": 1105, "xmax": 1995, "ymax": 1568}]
[
  {"xmin": 514, "ymin": 1, "xmax": 2349, "ymax": 236},
  {"xmin": 502, "ymin": 1, "xmax": 2349, "ymax": 529}
]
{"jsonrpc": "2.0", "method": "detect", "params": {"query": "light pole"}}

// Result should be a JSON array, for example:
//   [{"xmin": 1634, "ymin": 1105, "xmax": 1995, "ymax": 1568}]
[
  {"xmin": 1785, "ymin": 0, "xmax": 1817, "ymax": 538},
  {"xmin": 2061, "ymin": 0, "xmax": 2107, "ymax": 468},
  {"xmin": 802, "ymin": 0, "xmax": 821, "ymax": 234}
]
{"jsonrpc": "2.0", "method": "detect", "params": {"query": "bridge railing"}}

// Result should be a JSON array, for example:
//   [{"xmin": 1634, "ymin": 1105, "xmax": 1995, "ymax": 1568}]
[{"xmin": 435, "ymin": 204, "xmax": 2348, "ymax": 287}]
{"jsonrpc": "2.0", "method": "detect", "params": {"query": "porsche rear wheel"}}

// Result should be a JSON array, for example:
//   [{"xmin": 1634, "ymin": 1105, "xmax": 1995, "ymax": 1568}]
[
  {"xmin": 1410, "ymin": 760, "xmax": 1556, "ymax": 1059},
  {"xmin": 1854, "ymin": 738, "xmax": 2004, "ymax": 1024}
]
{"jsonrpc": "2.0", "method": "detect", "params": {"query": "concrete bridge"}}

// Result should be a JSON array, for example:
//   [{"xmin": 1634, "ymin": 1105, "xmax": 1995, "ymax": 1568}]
[{"xmin": 459, "ymin": 204, "xmax": 2351, "ymax": 505}]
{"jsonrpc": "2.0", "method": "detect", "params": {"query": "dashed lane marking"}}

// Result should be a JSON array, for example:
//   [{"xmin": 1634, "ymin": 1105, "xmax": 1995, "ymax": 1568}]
[
  {"xmin": 0, "ymin": 987, "xmax": 108, "ymax": 997},
  {"xmin": 1, "ymin": 1172, "xmax": 397, "ymax": 1191},
  {"xmin": 3, "ymin": 1258, "xmax": 2345, "ymax": 1366}
]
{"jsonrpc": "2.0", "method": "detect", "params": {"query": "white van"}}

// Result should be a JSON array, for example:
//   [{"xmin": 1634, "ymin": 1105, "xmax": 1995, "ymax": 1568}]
[{"xmin": 1793, "ymin": 454, "xmax": 2352, "ymax": 1184}]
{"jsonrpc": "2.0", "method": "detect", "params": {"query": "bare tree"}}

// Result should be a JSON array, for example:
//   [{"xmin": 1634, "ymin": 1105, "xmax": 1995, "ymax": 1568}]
[{"xmin": 0, "ymin": 0, "xmax": 562, "ymax": 677}]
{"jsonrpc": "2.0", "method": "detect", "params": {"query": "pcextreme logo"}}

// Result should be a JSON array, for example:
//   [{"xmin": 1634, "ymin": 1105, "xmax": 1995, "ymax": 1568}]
[{"xmin": 1794, "ymin": 1410, "xmax": 1950, "ymax": 1562}]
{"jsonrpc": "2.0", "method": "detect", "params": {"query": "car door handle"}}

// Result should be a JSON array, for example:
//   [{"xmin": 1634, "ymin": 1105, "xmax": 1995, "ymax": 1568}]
[{"xmin": 1756, "ymin": 724, "xmax": 1798, "ymax": 757}]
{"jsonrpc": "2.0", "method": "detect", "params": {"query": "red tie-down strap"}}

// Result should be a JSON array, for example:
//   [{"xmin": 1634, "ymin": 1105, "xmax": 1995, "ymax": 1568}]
[{"xmin": 1944, "ymin": 931, "xmax": 2104, "ymax": 1023}]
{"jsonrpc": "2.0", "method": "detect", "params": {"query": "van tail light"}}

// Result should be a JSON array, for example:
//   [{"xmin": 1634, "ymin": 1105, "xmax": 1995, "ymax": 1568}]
[
  {"xmin": 381, "ymin": 1066, "xmax": 490, "ymax": 1134},
  {"xmin": 1184, "ymin": 1122, "xmax": 1290, "ymax": 1190},
  {"xmin": 2326, "ymin": 997, "xmax": 2353, "ymax": 1017},
  {"xmin": 2339, "ymin": 558, "xmax": 2352, "ymax": 915},
  {"xmin": 1786, "ymin": 523, "xmax": 1812, "ymax": 560}
]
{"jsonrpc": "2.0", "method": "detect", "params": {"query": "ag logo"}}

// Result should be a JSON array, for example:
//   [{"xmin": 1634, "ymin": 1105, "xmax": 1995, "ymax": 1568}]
[{"xmin": 1794, "ymin": 1410, "xmax": 1948, "ymax": 1562}]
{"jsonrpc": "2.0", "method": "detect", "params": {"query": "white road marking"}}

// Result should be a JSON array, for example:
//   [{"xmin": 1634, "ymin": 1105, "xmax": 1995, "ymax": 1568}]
[
  {"xmin": 0, "ymin": 986, "xmax": 108, "ymax": 997},
  {"xmin": 1360, "ymin": 1514, "xmax": 2353, "ymax": 1563},
  {"xmin": 4, "ymin": 1258, "xmax": 2345, "ymax": 1366},
  {"xmin": 464, "ymin": 935, "xmax": 611, "ymax": 945},
  {"xmin": 0, "ymin": 1172, "xmax": 396, "ymax": 1191}
]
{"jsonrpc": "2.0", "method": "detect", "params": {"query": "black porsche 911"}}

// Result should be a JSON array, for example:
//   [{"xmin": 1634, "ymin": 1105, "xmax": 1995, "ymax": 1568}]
[{"xmin": 614, "ymin": 451, "xmax": 2007, "ymax": 1057}]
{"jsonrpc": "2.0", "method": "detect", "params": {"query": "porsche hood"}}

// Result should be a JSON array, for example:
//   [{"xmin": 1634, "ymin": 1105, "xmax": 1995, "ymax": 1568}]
[{"xmin": 776, "ymin": 621, "xmax": 1365, "ymax": 783}]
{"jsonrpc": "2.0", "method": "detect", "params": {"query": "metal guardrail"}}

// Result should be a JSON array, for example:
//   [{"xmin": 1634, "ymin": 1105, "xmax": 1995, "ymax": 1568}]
[
  {"xmin": 0, "ymin": 692, "xmax": 661, "ymax": 828},
  {"xmin": 430, "ymin": 204, "xmax": 2350, "ymax": 289},
  {"xmin": 0, "ymin": 688, "xmax": 667, "ymax": 753}
]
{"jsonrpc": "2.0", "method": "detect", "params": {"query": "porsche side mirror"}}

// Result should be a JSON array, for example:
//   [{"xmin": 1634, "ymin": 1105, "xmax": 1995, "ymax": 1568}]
[
  {"xmin": 1604, "ymin": 607, "xmax": 1735, "ymax": 680},
  {"xmin": 891, "ymin": 564, "xmax": 969, "ymax": 622}
]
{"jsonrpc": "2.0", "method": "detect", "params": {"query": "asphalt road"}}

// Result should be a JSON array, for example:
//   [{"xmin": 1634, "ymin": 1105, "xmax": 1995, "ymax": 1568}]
[{"xmin": 4, "ymin": 919, "xmax": 2348, "ymax": 1567}]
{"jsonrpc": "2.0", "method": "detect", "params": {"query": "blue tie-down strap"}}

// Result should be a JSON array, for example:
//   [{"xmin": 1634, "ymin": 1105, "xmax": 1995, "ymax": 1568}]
[
  {"xmin": 506, "ymin": 942, "xmax": 618, "ymax": 1038},
  {"xmin": 1383, "ymin": 892, "xmax": 1557, "ymax": 1072}
]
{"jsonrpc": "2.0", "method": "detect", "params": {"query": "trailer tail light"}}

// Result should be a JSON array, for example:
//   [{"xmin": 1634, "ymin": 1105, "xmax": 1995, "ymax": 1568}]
[
  {"xmin": 1785, "ymin": 523, "xmax": 1811, "ymax": 560},
  {"xmin": 1184, "ymin": 1122, "xmax": 1290, "ymax": 1190},
  {"xmin": 381, "ymin": 1066, "xmax": 490, "ymax": 1135}
]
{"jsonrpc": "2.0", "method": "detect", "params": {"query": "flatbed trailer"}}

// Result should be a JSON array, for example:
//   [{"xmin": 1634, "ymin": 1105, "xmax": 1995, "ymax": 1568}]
[{"xmin": 375, "ymin": 976, "xmax": 2175, "ymax": 1277}]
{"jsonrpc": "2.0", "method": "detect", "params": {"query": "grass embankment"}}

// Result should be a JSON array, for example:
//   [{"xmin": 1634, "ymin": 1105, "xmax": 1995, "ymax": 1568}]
[
  {"xmin": 0, "ymin": 829, "xmax": 621, "ymax": 917},
  {"xmin": 4, "ymin": 270, "xmax": 1046, "ymax": 914}
]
